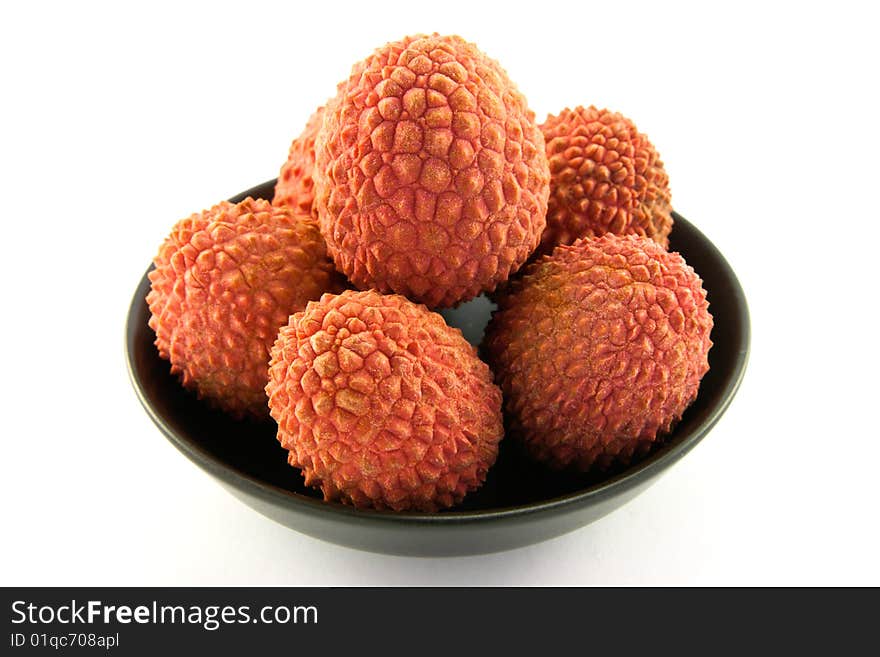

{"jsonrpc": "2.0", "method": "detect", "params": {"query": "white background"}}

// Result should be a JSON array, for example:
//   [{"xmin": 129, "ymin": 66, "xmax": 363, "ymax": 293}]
[{"xmin": 2, "ymin": 1, "xmax": 878, "ymax": 586}]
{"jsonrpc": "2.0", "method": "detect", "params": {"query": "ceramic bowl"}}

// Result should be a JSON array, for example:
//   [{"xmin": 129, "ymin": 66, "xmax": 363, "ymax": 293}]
[{"xmin": 125, "ymin": 180, "xmax": 750, "ymax": 556}]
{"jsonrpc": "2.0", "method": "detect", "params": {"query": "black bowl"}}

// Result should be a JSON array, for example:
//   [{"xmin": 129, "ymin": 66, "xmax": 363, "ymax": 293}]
[{"xmin": 126, "ymin": 180, "xmax": 750, "ymax": 557}]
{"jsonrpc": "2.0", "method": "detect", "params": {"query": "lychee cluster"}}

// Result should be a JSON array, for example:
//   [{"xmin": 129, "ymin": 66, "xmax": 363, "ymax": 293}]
[{"xmin": 146, "ymin": 33, "xmax": 712, "ymax": 513}]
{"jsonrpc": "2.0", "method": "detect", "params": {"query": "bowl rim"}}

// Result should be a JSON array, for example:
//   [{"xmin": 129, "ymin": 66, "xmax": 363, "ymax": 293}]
[{"xmin": 126, "ymin": 183, "xmax": 750, "ymax": 526}]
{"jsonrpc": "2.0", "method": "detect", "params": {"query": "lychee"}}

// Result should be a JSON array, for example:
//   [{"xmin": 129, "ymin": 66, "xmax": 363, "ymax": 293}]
[
  {"xmin": 266, "ymin": 289, "xmax": 504, "ymax": 511},
  {"xmin": 313, "ymin": 34, "xmax": 550, "ymax": 308},
  {"xmin": 485, "ymin": 235, "xmax": 712, "ymax": 471},
  {"xmin": 273, "ymin": 105, "xmax": 325, "ymax": 217},
  {"xmin": 147, "ymin": 198, "xmax": 343, "ymax": 419},
  {"xmin": 539, "ymin": 106, "xmax": 672, "ymax": 255}
]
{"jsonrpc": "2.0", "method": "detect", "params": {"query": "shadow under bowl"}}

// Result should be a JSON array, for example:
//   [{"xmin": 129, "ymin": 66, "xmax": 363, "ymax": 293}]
[{"xmin": 125, "ymin": 179, "xmax": 750, "ymax": 556}]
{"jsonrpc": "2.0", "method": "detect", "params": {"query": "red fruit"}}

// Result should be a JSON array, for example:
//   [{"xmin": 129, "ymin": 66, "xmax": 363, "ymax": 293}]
[
  {"xmin": 147, "ymin": 198, "xmax": 343, "ymax": 418},
  {"xmin": 539, "ymin": 106, "xmax": 672, "ymax": 255},
  {"xmin": 266, "ymin": 289, "xmax": 504, "ymax": 511},
  {"xmin": 273, "ymin": 105, "xmax": 325, "ymax": 217},
  {"xmin": 314, "ymin": 34, "xmax": 550, "ymax": 308},
  {"xmin": 485, "ymin": 235, "xmax": 712, "ymax": 471}
]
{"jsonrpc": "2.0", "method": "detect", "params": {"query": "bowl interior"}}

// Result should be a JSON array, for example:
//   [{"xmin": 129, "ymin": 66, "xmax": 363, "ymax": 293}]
[{"xmin": 127, "ymin": 180, "xmax": 749, "ymax": 518}]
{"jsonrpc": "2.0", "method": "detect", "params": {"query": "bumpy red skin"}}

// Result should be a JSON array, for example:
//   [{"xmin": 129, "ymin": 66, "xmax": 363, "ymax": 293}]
[
  {"xmin": 314, "ymin": 34, "xmax": 550, "ymax": 308},
  {"xmin": 273, "ymin": 106, "xmax": 325, "ymax": 217},
  {"xmin": 485, "ymin": 235, "xmax": 712, "ymax": 471},
  {"xmin": 538, "ymin": 106, "xmax": 672, "ymax": 256},
  {"xmin": 266, "ymin": 289, "xmax": 503, "ymax": 511},
  {"xmin": 147, "ymin": 198, "xmax": 344, "ymax": 419}
]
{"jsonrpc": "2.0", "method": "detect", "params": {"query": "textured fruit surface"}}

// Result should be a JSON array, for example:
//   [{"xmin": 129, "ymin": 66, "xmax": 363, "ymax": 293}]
[
  {"xmin": 314, "ymin": 34, "xmax": 550, "ymax": 308},
  {"xmin": 273, "ymin": 106, "xmax": 325, "ymax": 217},
  {"xmin": 266, "ymin": 289, "xmax": 504, "ymax": 511},
  {"xmin": 148, "ymin": 198, "xmax": 343, "ymax": 419},
  {"xmin": 539, "ymin": 106, "xmax": 672, "ymax": 255},
  {"xmin": 485, "ymin": 235, "xmax": 712, "ymax": 471}
]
